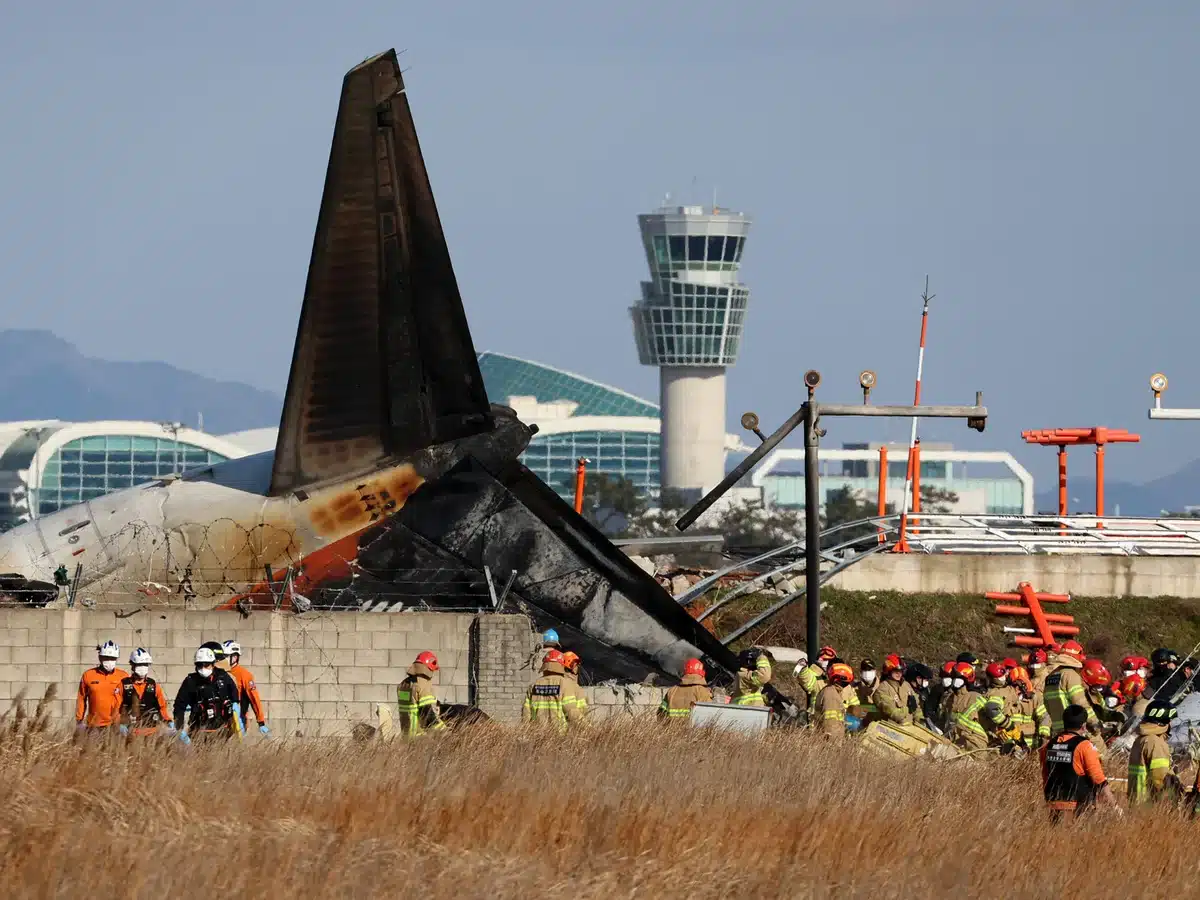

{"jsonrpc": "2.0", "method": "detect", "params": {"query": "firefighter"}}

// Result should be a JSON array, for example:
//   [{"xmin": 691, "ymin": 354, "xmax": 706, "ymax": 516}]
[
  {"xmin": 730, "ymin": 647, "xmax": 772, "ymax": 707},
  {"xmin": 222, "ymin": 640, "xmax": 269, "ymax": 736},
  {"xmin": 118, "ymin": 648, "xmax": 171, "ymax": 737},
  {"xmin": 1081, "ymin": 659, "xmax": 1123, "ymax": 727},
  {"xmin": 1146, "ymin": 648, "xmax": 1180, "ymax": 697},
  {"xmin": 927, "ymin": 661, "xmax": 957, "ymax": 731},
  {"xmin": 396, "ymin": 651, "xmax": 446, "ymax": 738},
  {"xmin": 947, "ymin": 662, "xmax": 989, "ymax": 751},
  {"xmin": 977, "ymin": 661, "xmax": 1019, "ymax": 744},
  {"xmin": 1120, "ymin": 674, "xmax": 1149, "ymax": 720},
  {"xmin": 850, "ymin": 659, "xmax": 879, "ymax": 725},
  {"xmin": 1041, "ymin": 705, "xmax": 1119, "ymax": 821},
  {"xmin": 797, "ymin": 646, "xmax": 836, "ymax": 708},
  {"xmin": 75, "ymin": 640, "xmax": 128, "ymax": 733},
  {"xmin": 1026, "ymin": 648, "xmax": 1049, "ymax": 694},
  {"xmin": 523, "ymin": 648, "xmax": 586, "ymax": 732},
  {"xmin": 1008, "ymin": 665, "xmax": 1050, "ymax": 747},
  {"xmin": 173, "ymin": 646, "xmax": 241, "ymax": 743},
  {"xmin": 541, "ymin": 629, "xmax": 561, "ymax": 651},
  {"xmin": 1128, "ymin": 700, "xmax": 1180, "ymax": 805},
  {"xmin": 815, "ymin": 662, "xmax": 853, "ymax": 737},
  {"xmin": 560, "ymin": 651, "xmax": 590, "ymax": 719},
  {"xmin": 1043, "ymin": 640, "xmax": 1097, "ymax": 737},
  {"xmin": 874, "ymin": 654, "xmax": 917, "ymax": 726},
  {"xmin": 658, "ymin": 658, "xmax": 713, "ymax": 721}
]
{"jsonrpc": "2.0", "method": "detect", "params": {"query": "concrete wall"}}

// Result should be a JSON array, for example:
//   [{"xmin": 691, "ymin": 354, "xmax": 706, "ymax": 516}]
[{"xmin": 830, "ymin": 553, "xmax": 1200, "ymax": 598}]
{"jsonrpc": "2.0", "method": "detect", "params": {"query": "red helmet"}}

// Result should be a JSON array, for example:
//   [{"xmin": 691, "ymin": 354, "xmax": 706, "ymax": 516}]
[
  {"xmin": 1027, "ymin": 649, "xmax": 1048, "ymax": 666},
  {"xmin": 543, "ymin": 649, "xmax": 565, "ymax": 667},
  {"xmin": 828, "ymin": 662, "xmax": 854, "ymax": 686},
  {"xmin": 1119, "ymin": 654, "xmax": 1139, "ymax": 674},
  {"xmin": 985, "ymin": 661, "xmax": 1009, "ymax": 682},
  {"xmin": 1081, "ymin": 658, "xmax": 1110, "ymax": 687},
  {"xmin": 953, "ymin": 662, "xmax": 976, "ymax": 683},
  {"xmin": 883, "ymin": 654, "xmax": 904, "ymax": 675},
  {"xmin": 1002, "ymin": 658, "xmax": 1018, "ymax": 669},
  {"xmin": 1059, "ymin": 640, "xmax": 1085, "ymax": 661},
  {"xmin": 415, "ymin": 651, "xmax": 439, "ymax": 672},
  {"xmin": 1135, "ymin": 656, "xmax": 1152, "ymax": 673},
  {"xmin": 561, "ymin": 651, "xmax": 581, "ymax": 672},
  {"xmin": 817, "ymin": 645, "xmax": 838, "ymax": 662},
  {"xmin": 683, "ymin": 658, "xmax": 705, "ymax": 678},
  {"xmin": 1009, "ymin": 665, "xmax": 1033, "ymax": 693},
  {"xmin": 941, "ymin": 660, "xmax": 957, "ymax": 675},
  {"xmin": 1119, "ymin": 673, "xmax": 1146, "ymax": 700}
]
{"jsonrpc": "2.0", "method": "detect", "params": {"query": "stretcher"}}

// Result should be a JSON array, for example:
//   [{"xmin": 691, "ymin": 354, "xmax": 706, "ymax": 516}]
[{"xmin": 859, "ymin": 720, "xmax": 960, "ymax": 760}]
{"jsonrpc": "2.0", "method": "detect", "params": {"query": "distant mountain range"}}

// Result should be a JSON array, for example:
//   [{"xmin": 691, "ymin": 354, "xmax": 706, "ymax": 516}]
[
  {"xmin": 0, "ymin": 330, "xmax": 282, "ymax": 435},
  {"xmin": 1033, "ymin": 459, "xmax": 1200, "ymax": 517}
]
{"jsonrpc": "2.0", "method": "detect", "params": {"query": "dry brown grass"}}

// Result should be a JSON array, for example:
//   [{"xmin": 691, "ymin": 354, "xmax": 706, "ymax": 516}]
[{"xmin": 1, "ymin": 693, "xmax": 1197, "ymax": 899}]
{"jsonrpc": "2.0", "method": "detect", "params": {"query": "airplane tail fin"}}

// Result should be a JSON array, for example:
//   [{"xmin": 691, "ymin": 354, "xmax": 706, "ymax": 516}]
[{"xmin": 270, "ymin": 49, "xmax": 492, "ymax": 496}]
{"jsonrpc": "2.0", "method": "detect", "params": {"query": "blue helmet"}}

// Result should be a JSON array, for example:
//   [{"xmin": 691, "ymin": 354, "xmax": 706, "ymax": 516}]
[{"xmin": 542, "ymin": 629, "xmax": 560, "ymax": 645}]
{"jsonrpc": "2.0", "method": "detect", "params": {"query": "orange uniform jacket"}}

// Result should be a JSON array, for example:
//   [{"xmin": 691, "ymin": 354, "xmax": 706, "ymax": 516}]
[
  {"xmin": 229, "ymin": 663, "xmax": 266, "ymax": 725},
  {"xmin": 121, "ymin": 679, "xmax": 171, "ymax": 731},
  {"xmin": 76, "ymin": 667, "xmax": 129, "ymax": 727}
]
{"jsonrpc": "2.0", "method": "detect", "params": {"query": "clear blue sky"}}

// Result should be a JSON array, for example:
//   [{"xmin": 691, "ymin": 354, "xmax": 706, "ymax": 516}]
[{"xmin": 1, "ymin": 2, "xmax": 1197, "ymax": 487}]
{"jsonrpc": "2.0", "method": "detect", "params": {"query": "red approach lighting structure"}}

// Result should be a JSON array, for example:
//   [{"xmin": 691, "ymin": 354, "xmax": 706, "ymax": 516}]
[
  {"xmin": 573, "ymin": 457, "xmax": 590, "ymax": 515},
  {"xmin": 988, "ymin": 582, "xmax": 1077, "ymax": 649},
  {"xmin": 1021, "ymin": 427, "xmax": 1140, "ymax": 521}
]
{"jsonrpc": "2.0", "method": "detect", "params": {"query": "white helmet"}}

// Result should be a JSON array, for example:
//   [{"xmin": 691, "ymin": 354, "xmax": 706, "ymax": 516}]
[
  {"xmin": 98, "ymin": 640, "xmax": 120, "ymax": 659},
  {"xmin": 222, "ymin": 640, "xmax": 241, "ymax": 657},
  {"xmin": 194, "ymin": 647, "xmax": 217, "ymax": 665},
  {"xmin": 129, "ymin": 648, "xmax": 153, "ymax": 666}
]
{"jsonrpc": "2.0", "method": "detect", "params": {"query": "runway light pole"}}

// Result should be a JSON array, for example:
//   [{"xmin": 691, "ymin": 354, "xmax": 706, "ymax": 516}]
[{"xmin": 676, "ymin": 370, "xmax": 988, "ymax": 660}]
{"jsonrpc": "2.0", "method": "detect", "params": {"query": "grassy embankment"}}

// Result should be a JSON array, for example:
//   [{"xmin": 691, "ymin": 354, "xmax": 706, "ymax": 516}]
[
  {"xmin": 695, "ymin": 588, "xmax": 1200, "ymax": 669},
  {"xmin": 2, "ymin": 690, "xmax": 1199, "ymax": 898}
]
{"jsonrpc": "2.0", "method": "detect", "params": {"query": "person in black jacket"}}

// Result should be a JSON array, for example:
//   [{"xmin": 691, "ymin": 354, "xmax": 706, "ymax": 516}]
[{"xmin": 173, "ymin": 646, "xmax": 241, "ymax": 743}]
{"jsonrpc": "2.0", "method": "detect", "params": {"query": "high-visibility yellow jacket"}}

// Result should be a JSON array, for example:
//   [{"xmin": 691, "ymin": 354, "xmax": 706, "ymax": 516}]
[
  {"xmin": 873, "ymin": 678, "xmax": 917, "ymax": 725},
  {"xmin": 658, "ymin": 674, "xmax": 712, "ymax": 721},
  {"xmin": 396, "ymin": 663, "xmax": 446, "ymax": 738},
  {"xmin": 815, "ymin": 684, "xmax": 846, "ymax": 737},
  {"xmin": 731, "ymin": 655, "xmax": 772, "ymax": 706},
  {"xmin": 949, "ymin": 689, "xmax": 989, "ymax": 750},
  {"xmin": 522, "ymin": 661, "xmax": 586, "ymax": 732},
  {"xmin": 797, "ymin": 663, "xmax": 826, "ymax": 708},
  {"xmin": 1009, "ymin": 689, "xmax": 1051, "ymax": 743},
  {"xmin": 1128, "ymin": 722, "xmax": 1175, "ymax": 804},
  {"xmin": 1042, "ymin": 659, "xmax": 1097, "ymax": 736}
]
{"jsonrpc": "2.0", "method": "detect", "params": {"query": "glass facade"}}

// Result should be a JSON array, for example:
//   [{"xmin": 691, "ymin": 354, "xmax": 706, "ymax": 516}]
[
  {"xmin": 521, "ymin": 430, "xmax": 660, "ymax": 500},
  {"xmin": 36, "ymin": 436, "xmax": 228, "ymax": 515},
  {"xmin": 477, "ymin": 352, "xmax": 657, "ymax": 417}
]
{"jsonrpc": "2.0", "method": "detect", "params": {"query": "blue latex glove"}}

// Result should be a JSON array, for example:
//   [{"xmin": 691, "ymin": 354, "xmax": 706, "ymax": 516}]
[
  {"xmin": 259, "ymin": 724, "xmax": 270, "ymax": 736},
  {"xmin": 845, "ymin": 714, "xmax": 863, "ymax": 733},
  {"xmin": 166, "ymin": 722, "xmax": 177, "ymax": 732},
  {"xmin": 118, "ymin": 725, "xmax": 129, "ymax": 737},
  {"xmin": 178, "ymin": 730, "xmax": 191, "ymax": 745}
]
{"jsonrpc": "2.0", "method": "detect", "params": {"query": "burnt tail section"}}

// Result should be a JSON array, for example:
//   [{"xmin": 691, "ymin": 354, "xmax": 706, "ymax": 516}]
[{"xmin": 271, "ymin": 49, "xmax": 491, "ymax": 496}]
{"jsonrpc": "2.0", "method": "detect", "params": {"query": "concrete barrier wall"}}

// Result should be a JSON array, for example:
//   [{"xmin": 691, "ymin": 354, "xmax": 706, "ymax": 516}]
[{"xmin": 830, "ymin": 553, "xmax": 1200, "ymax": 598}]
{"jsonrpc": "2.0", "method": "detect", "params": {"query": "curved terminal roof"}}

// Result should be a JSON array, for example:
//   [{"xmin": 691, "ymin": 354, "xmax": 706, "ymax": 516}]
[{"xmin": 477, "ymin": 351, "xmax": 658, "ymax": 418}]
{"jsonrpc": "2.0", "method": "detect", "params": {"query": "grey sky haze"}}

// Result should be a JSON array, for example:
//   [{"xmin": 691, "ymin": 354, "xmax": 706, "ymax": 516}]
[{"xmin": 2, "ymin": 2, "xmax": 1197, "ymax": 494}]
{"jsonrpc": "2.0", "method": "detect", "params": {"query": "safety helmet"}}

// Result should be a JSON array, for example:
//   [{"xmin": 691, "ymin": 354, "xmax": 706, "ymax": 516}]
[
  {"xmin": 98, "ymin": 640, "xmax": 120, "ymax": 659},
  {"xmin": 1009, "ymin": 665, "xmax": 1032, "ymax": 694},
  {"xmin": 985, "ymin": 661, "xmax": 1009, "ymax": 682},
  {"xmin": 201, "ymin": 640, "xmax": 226, "ymax": 660},
  {"xmin": 953, "ymin": 661, "xmax": 976, "ymax": 684},
  {"xmin": 543, "ymin": 648, "xmax": 565, "ymax": 668},
  {"xmin": 1027, "ymin": 648, "xmax": 1048, "ymax": 667},
  {"xmin": 1151, "ymin": 648, "xmax": 1179, "ymax": 668},
  {"xmin": 860, "ymin": 658, "xmax": 877, "ymax": 672},
  {"xmin": 1119, "ymin": 654, "xmax": 1139, "ymax": 675},
  {"xmin": 941, "ymin": 661, "xmax": 957, "ymax": 676},
  {"xmin": 222, "ymin": 640, "xmax": 242, "ymax": 658},
  {"xmin": 1119, "ymin": 673, "xmax": 1146, "ymax": 700},
  {"xmin": 542, "ymin": 629, "xmax": 560, "ymax": 646},
  {"xmin": 683, "ymin": 658, "xmax": 705, "ymax": 678},
  {"xmin": 561, "ymin": 651, "xmax": 581, "ymax": 672},
  {"xmin": 1058, "ymin": 640, "xmax": 1085, "ymax": 661},
  {"xmin": 129, "ymin": 648, "xmax": 152, "ymax": 666},
  {"xmin": 415, "ymin": 651, "xmax": 439, "ymax": 672},
  {"xmin": 905, "ymin": 662, "xmax": 933, "ymax": 684},
  {"xmin": 738, "ymin": 647, "xmax": 764, "ymax": 671},
  {"xmin": 1144, "ymin": 700, "xmax": 1178, "ymax": 725},
  {"xmin": 956, "ymin": 651, "xmax": 980, "ymax": 666},
  {"xmin": 817, "ymin": 645, "xmax": 837, "ymax": 662},
  {"xmin": 1135, "ymin": 655, "xmax": 1152, "ymax": 674},
  {"xmin": 882, "ymin": 654, "xmax": 904, "ymax": 676},
  {"xmin": 1081, "ymin": 658, "xmax": 1111, "ymax": 688},
  {"xmin": 828, "ymin": 662, "xmax": 854, "ymax": 686},
  {"xmin": 194, "ymin": 647, "xmax": 217, "ymax": 665}
]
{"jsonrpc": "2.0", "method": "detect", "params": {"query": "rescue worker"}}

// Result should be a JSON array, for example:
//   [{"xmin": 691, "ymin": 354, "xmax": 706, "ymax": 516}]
[
  {"xmin": 396, "ymin": 651, "xmax": 446, "ymax": 738},
  {"xmin": 523, "ymin": 648, "xmax": 586, "ymax": 732},
  {"xmin": 1041, "ymin": 704, "xmax": 1119, "ymax": 821},
  {"xmin": 76, "ymin": 640, "xmax": 127, "ymax": 733},
  {"xmin": 978, "ymin": 661, "xmax": 1019, "ymax": 744},
  {"xmin": 118, "ymin": 648, "xmax": 171, "ymax": 737},
  {"xmin": 560, "ymin": 651, "xmax": 590, "ymax": 719},
  {"xmin": 1008, "ymin": 664, "xmax": 1050, "ymax": 747},
  {"xmin": 797, "ymin": 646, "xmax": 836, "ymax": 709},
  {"xmin": 1120, "ymin": 673, "xmax": 1149, "ymax": 719},
  {"xmin": 173, "ymin": 646, "xmax": 241, "ymax": 743},
  {"xmin": 541, "ymin": 629, "xmax": 561, "ymax": 651},
  {"xmin": 1081, "ymin": 659, "xmax": 1123, "ymax": 727},
  {"xmin": 947, "ymin": 662, "xmax": 989, "ymax": 751},
  {"xmin": 1127, "ymin": 700, "xmax": 1179, "ymax": 805},
  {"xmin": 1119, "ymin": 654, "xmax": 1142, "ymax": 682},
  {"xmin": 873, "ymin": 654, "xmax": 917, "ymax": 726},
  {"xmin": 1042, "ymin": 640, "xmax": 1097, "ymax": 737},
  {"xmin": 222, "ymin": 640, "xmax": 269, "ymax": 736},
  {"xmin": 850, "ymin": 659, "xmax": 878, "ymax": 725},
  {"xmin": 730, "ymin": 647, "xmax": 772, "ymax": 707},
  {"xmin": 658, "ymin": 658, "xmax": 713, "ymax": 721},
  {"xmin": 815, "ymin": 662, "xmax": 853, "ymax": 737},
  {"xmin": 927, "ymin": 661, "xmax": 957, "ymax": 731},
  {"xmin": 1146, "ymin": 647, "xmax": 1180, "ymax": 697},
  {"xmin": 1026, "ymin": 648, "xmax": 1049, "ymax": 694}
]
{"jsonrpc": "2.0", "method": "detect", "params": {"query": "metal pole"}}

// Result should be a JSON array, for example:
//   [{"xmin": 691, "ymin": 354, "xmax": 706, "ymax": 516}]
[
  {"xmin": 1095, "ymin": 444, "xmax": 1105, "ymax": 527},
  {"xmin": 573, "ymin": 457, "xmax": 588, "ymax": 514},
  {"xmin": 804, "ymin": 403, "xmax": 822, "ymax": 661},
  {"xmin": 1057, "ymin": 446, "xmax": 1068, "ymax": 516},
  {"xmin": 877, "ymin": 445, "xmax": 887, "ymax": 544}
]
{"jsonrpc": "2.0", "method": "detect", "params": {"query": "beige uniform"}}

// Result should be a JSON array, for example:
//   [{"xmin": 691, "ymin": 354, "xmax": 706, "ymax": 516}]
[
  {"xmin": 1128, "ymin": 722, "xmax": 1176, "ymax": 804},
  {"xmin": 815, "ymin": 683, "xmax": 847, "ymax": 737},
  {"xmin": 658, "ymin": 674, "xmax": 712, "ymax": 721},
  {"xmin": 873, "ymin": 678, "xmax": 917, "ymax": 725},
  {"xmin": 522, "ymin": 661, "xmax": 586, "ymax": 732}
]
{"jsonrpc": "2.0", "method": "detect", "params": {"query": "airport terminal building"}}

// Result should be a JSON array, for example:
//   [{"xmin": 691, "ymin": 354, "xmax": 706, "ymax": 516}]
[{"xmin": 0, "ymin": 353, "xmax": 1032, "ymax": 531}]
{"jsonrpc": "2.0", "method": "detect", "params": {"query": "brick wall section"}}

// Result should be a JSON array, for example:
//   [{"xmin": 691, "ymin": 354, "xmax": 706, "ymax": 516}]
[
  {"xmin": 471, "ymin": 614, "xmax": 536, "ymax": 723},
  {"xmin": 583, "ymin": 682, "xmax": 665, "ymax": 720},
  {"xmin": 0, "ymin": 609, "xmax": 477, "ymax": 737}
]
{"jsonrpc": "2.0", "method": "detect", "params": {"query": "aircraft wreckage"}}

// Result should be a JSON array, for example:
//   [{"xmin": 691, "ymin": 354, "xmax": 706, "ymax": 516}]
[{"xmin": 0, "ymin": 50, "xmax": 737, "ymax": 684}]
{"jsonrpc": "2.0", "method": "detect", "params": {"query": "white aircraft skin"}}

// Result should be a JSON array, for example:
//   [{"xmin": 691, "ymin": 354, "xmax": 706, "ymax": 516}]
[{"xmin": 0, "ymin": 450, "xmax": 426, "ymax": 608}]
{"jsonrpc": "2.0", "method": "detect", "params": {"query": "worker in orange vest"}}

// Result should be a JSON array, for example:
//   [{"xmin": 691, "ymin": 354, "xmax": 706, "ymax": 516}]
[
  {"xmin": 223, "ymin": 640, "xmax": 269, "ymax": 736},
  {"xmin": 76, "ymin": 640, "xmax": 128, "ymax": 733}
]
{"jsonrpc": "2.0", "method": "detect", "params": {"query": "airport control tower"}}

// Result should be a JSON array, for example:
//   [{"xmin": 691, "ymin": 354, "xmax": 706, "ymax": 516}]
[{"xmin": 630, "ymin": 204, "xmax": 751, "ymax": 498}]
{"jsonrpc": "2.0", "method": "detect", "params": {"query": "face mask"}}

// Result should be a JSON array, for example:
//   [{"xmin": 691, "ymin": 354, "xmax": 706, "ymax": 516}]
[
  {"xmin": 1030, "ymin": 664, "xmax": 1042, "ymax": 672},
  {"xmin": 1122, "ymin": 670, "xmax": 1135, "ymax": 679},
  {"xmin": 198, "ymin": 666, "xmax": 214, "ymax": 678},
  {"xmin": 100, "ymin": 659, "xmax": 116, "ymax": 673},
  {"xmin": 1105, "ymin": 696, "xmax": 1118, "ymax": 709},
  {"xmin": 952, "ymin": 678, "xmax": 965, "ymax": 690},
  {"xmin": 817, "ymin": 659, "xmax": 829, "ymax": 671},
  {"xmin": 921, "ymin": 680, "xmax": 931, "ymax": 690},
  {"xmin": 1138, "ymin": 668, "xmax": 1150, "ymax": 678},
  {"xmin": 133, "ymin": 665, "xmax": 150, "ymax": 678},
  {"xmin": 861, "ymin": 671, "xmax": 876, "ymax": 685},
  {"xmin": 942, "ymin": 676, "xmax": 953, "ymax": 688}
]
